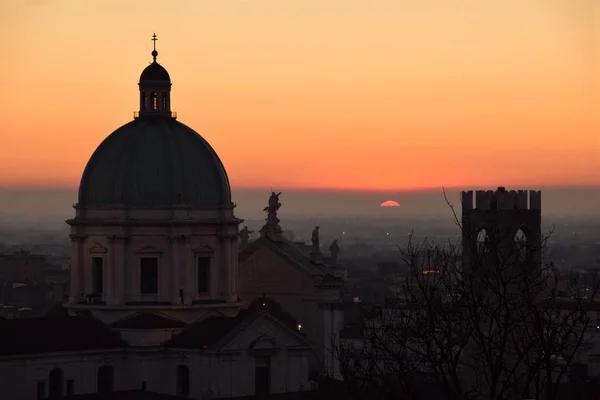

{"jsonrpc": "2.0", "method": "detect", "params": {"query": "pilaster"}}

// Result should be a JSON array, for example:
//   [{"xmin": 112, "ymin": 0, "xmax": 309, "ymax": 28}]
[
  {"xmin": 110, "ymin": 235, "xmax": 128, "ymax": 305},
  {"xmin": 68, "ymin": 234, "xmax": 86, "ymax": 304},
  {"xmin": 106, "ymin": 236, "xmax": 116, "ymax": 305},
  {"xmin": 181, "ymin": 235, "xmax": 193, "ymax": 304},
  {"xmin": 230, "ymin": 234, "xmax": 239, "ymax": 302},
  {"xmin": 218, "ymin": 232, "xmax": 237, "ymax": 301},
  {"xmin": 169, "ymin": 234, "xmax": 187, "ymax": 304},
  {"xmin": 317, "ymin": 301, "xmax": 343, "ymax": 378}
]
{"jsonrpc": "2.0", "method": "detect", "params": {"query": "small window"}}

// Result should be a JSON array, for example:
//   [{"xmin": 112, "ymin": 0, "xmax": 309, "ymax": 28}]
[
  {"xmin": 151, "ymin": 92, "xmax": 158, "ymax": 110},
  {"xmin": 255, "ymin": 356, "xmax": 271, "ymax": 395},
  {"xmin": 66, "ymin": 379, "xmax": 74, "ymax": 395},
  {"xmin": 197, "ymin": 257, "xmax": 210, "ymax": 294},
  {"xmin": 37, "ymin": 381, "xmax": 45, "ymax": 400},
  {"xmin": 162, "ymin": 92, "xmax": 167, "ymax": 110},
  {"xmin": 140, "ymin": 257, "xmax": 158, "ymax": 295},
  {"xmin": 141, "ymin": 381, "xmax": 147, "ymax": 391},
  {"xmin": 141, "ymin": 93, "xmax": 147, "ymax": 110},
  {"xmin": 97, "ymin": 365, "xmax": 114, "ymax": 393},
  {"xmin": 176, "ymin": 365, "xmax": 190, "ymax": 396},
  {"xmin": 92, "ymin": 257, "xmax": 103, "ymax": 294},
  {"xmin": 48, "ymin": 368, "xmax": 63, "ymax": 398}
]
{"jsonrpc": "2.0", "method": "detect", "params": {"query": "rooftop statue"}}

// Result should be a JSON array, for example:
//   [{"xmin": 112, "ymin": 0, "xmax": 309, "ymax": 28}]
[
  {"xmin": 260, "ymin": 191, "xmax": 284, "ymax": 241},
  {"xmin": 263, "ymin": 191, "xmax": 282, "ymax": 216},
  {"xmin": 239, "ymin": 226, "xmax": 254, "ymax": 249},
  {"xmin": 311, "ymin": 226, "xmax": 320, "ymax": 250},
  {"xmin": 329, "ymin": 239, "xmax": 340, "ymax": 265}
]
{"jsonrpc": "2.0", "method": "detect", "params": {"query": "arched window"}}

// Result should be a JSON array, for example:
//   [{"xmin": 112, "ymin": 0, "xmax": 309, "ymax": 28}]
[
  {"xmin": 151, "ymin": 92, "xmax": 158, "ymax": 110},
  {"xmin": 514, "ymin": 229, "xmax": 527, "ymax": 261},
  {"xmin": 162, "ymin": 92, "xmax": 167, "ymax": 110},
  {"xmin": 48, "ymin": 368, "xmax": 64, "ymax": 398},
  {"xmin": 176, "ymin": 365, "xmax": 190, "ymax": 396},
  {"xmin": 97, "ymin": 365, "xmax": 114, "ymax": 393},
  {"xmin": 141, "ymin": 92, "xmax": 147, "ymax": 111},
  {"xmin": 476, "ymin": 229, "xmax": 489, "ymax": 254}
]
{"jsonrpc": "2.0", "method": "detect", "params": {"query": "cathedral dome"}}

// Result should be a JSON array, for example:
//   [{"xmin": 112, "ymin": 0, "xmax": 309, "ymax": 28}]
[
  {"xmin": 78, "ymin": 118, "xmax": 232, "ymax": 207},
  {"xmin": 78, "ymin": 36, "xmax": 231, "ymax": 207}
]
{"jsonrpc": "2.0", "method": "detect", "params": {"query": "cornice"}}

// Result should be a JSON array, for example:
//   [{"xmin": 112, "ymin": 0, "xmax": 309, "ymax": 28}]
[
  {"xmin": 72, "ymin": 203, "xmax": 239, "ymax": 211},
  {"xmin": 67, "ymin": 218, "xmax": 243, "ymax": 227},
  {"xmin": 168, "ymin": 234, "xmax": 192, "ymax": 243},
  {"xmin": 69, "ymin": 234, "xmax": 87, "ymax": 242},
  {"xmin": 108, "ymin": 235, "xmax": 129, "ymax": 243}
]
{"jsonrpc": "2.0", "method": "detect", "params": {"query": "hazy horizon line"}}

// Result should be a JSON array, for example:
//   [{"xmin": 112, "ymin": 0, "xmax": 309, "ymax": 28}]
[{"xmin": 2, "ymin": 183, "xmax": 599, "ymax": 193}]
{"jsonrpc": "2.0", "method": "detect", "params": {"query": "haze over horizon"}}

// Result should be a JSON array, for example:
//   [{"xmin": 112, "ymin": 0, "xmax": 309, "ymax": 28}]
[
  {"xmin": 1, "ymin": 0, "xmax": 600, "ymax": 192},
  {"xmin": 2, "ymin": 186, "xmax": 600, "ymax": 224}
]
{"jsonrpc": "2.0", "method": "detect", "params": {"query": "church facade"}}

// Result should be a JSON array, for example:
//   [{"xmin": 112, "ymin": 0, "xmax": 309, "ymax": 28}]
[
  {"xmin": 0, "ymin": 37, "xmax": 338, "ymax": 399},
  {"xmin": 238, "ymin": 195, "xmax": 346, "ymax": 377}
]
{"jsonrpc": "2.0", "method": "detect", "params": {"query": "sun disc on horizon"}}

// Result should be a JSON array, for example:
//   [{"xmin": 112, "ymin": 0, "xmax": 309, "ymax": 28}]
[{"xmin": 380, "ymin": 200, "xmax": 400, "ymax": 207}]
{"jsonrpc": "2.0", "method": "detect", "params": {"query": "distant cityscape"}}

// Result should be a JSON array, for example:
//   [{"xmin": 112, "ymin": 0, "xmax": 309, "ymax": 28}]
[{"xmin": 2, "ymin": 212, "xmax": 599, "ymax": 318}]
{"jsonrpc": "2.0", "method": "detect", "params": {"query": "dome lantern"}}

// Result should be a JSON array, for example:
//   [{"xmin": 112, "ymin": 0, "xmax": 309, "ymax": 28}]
[{"xmin": 136, "ymin": 33, "xmax": 175, "ymax": 119}]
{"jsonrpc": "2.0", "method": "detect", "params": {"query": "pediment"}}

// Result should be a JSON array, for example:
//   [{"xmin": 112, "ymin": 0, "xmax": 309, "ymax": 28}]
[
  {"xmin": 192, "ymin": 245, "xmax": 215, "ymax": 254},
  {"xmin": 220, "ymin": 313, "xmax": 309, "ymax": 352},
  {"xmin": 89, "ymin": 243, "xmax": 108, "ymax": 254},
  {"xmin": 240, "ymin": 246, "xmax": 303, "ymax": 284},
  {"xmin": 135, "ymin": 245, "xmax": 162, "ymax": 254},
  {"xmin": 249, "ymin": 336, "xmax": 280, "ymax": 351}
]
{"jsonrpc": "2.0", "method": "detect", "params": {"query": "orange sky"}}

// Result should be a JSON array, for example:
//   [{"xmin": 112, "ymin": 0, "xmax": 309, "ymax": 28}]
[{"xmin": 1, "ymin": 0, "xmax": 599, "ymax": 191}]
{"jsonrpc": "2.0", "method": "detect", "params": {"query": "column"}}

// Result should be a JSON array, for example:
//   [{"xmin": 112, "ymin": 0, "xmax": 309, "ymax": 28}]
[
  {"xmin": 169, "ymin": 235, "xmax": 180, "ymax": 305},
  {"xmin": 331, "ymin": 303, "xmax": 343, "ymax": 379},
  {"xmin": 220, "ymin": 235, "xmax": 232, "ymax": 301},
  {"xmin": 106, "ymin": 236, "xmax": 116, "ymax": 304},
  {"xmin": 183, "ymin": 235, "xmax": 193, "ymax": 304},
  {"xmin": 320, "ymin": 302, "xmax": 338, "ymax": 376},
  {"xmin": 326, "ymin": 303, "xmax": 334, "ymax": 376},
  {"xmin": 159, "ymin": 240, "xmax": 170, "ymax": 303},
  {"xmin": 230, "ymin": 235, "xmax": 239, "ymax": 302},
  {"xmin": 113, "ymin": 236, "xmax": 127, "ymax": 305},
  {"xmin": 317, "ymin": 302, "xmax": 331, "ymax": 375},
  {"xmin": 68, "ymin": 234, "xmax": 85, "ymax": 304}
]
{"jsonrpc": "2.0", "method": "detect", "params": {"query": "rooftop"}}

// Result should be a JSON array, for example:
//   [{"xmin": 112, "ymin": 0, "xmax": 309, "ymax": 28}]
[
  {"xmin": 240, "ymin": 237, "xmax": 342, "ymax": 283},
  {"xmin": 0, "ymin": 307, "xmax": 125, "ymax": 356}
]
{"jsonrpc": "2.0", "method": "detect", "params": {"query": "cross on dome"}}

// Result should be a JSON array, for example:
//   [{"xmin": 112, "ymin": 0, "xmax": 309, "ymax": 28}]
[
  {"xmin": 137, "ymin": 33, "xmax": 173, "ymax": 118},
  {"xmin": 151, "ymin": 33, "xmax": 158, "ymax": 62}
]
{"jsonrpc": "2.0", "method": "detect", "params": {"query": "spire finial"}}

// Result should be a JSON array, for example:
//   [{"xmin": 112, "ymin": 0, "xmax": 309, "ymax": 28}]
[{"xmin": 151, "ymin": 33, "xmax": 158, "ymax": 62}]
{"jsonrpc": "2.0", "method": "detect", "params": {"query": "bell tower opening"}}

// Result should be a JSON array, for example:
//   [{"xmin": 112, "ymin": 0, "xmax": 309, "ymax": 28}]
[
  {"xmin": 151, "ymin": 92, "xmax": 158, "ymax": 110},
  {"xmin": 140, "ymin": 93, "xmax": 147, "ymax": 111},
  {"xmin": 135, "ymin": 33, "xmax": 176, "ymax": 120}
]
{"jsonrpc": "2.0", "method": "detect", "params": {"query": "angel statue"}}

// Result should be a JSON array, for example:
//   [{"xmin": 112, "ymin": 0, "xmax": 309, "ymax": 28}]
[{"xmin": 263, "ymin": 191, "xmax": 282, "ymax": 216}]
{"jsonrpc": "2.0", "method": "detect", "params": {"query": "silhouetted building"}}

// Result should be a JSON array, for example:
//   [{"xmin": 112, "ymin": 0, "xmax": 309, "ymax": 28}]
[
  {"xmin": 0, "ymin": 37, "xmax": 316, "ymax": 399},
  {"xmin": 461, "ymin": 187, "xmax": 542, "ymax": 276},
  {"xmin": 0, "ymin": 250, "xmax": 48, "ymax": 283}
]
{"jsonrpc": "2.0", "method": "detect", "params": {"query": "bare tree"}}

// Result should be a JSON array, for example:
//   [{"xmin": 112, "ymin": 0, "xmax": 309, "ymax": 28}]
[{"xmin": 336, "ymin": 191, "xmax": 599, "ymax": 400}]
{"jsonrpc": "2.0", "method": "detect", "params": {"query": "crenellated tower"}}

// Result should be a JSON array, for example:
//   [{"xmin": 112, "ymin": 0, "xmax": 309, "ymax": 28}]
[{"xmin": 461, "ymin": 187, "xmax": 542, "ymax": 277}]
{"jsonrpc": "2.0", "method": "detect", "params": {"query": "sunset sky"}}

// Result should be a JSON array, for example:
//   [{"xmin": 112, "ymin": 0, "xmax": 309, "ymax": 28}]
[{"xmin": 1, "ymin": 0, "xmax": 599, "ymax": 191}]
